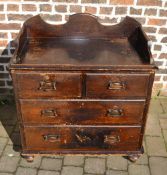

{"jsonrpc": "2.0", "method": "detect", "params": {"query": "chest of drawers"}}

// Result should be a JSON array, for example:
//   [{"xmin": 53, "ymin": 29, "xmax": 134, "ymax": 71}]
[{"xmin": 9, "ymin": 13, "xmax": 156, "ymax": 162}]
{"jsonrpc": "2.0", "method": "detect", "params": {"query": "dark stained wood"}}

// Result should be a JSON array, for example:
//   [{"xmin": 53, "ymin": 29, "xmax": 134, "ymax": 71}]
[
  {"xmin": 20, "ymin": 100, "xmax": 145, "ymax": 125},
  {"xmin": 10, "ymin": 13, "xmax": 155, "ymax": 69},
  {"xmin": 21, "ymin": 149, "xmax": 144, "ymax": 155},
  {"xmin": 20, "ymin": 38, "xmax": 144, "ymax": 66},
  {"xmin": 15, "ymin": 72, "xmax": 82, "ymax": 99},
  {"xmin": 9, "ymin": 13, "xmax": 156, "ymax": 162},
  {"xmin": 86, "ymin": 73, "xmax": 150, "ymax": 98},
  {"xmin": 138, "ymin": 71, "xmax": 155, "ymax": 149},
  {"xmin": 23, "ymin": 126, "xmax": 141, "ymax": 152}
]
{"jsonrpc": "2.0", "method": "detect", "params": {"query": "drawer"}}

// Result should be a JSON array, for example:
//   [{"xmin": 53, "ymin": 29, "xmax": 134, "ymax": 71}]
[
  {"xmin": 20, "ymin": 100, "xmax": 145, "ymax": 125},
  {"xmin": 86, "ymin": 73, "xmax": 150, "ymax": 98},
  {"xmin": 23, "ymin": 126, "xmax": 141, "ymax": 152},
  {"xmin": 15, "ymin": 72, "xmax": 82, "ymax": 99}
]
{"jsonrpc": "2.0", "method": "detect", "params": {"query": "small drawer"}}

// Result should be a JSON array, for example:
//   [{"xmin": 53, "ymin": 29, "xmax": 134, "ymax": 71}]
[
  {"xmin": 86, "ymin": 73, "xmax": 150, "ymax": 98},
  {"xmin": 23, "ymin": 126, "xmax": 141, "ymax": 152},
  {"xmin": 20, "ymin": 100, "xmax": 145, "ymax": 125},
  {"xmin": 15, "ymin": 72, "xmax": 82, "ymax": 99}
]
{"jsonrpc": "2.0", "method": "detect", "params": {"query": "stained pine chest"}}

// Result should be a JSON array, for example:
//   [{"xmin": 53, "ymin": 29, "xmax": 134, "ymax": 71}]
[{"xmin": 9, "ymin": 13, "xmax": 156, "ymax": 162}]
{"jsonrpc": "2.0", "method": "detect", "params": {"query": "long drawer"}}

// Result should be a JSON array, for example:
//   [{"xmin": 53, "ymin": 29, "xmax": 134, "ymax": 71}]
[
  {"xmin": 20, "ymin": 100, "xmax": 145, "ymax": 125},
  {"xmin": 15, "ymin": 72, "xmax": 82, "ymax": 99},
  {"xmin": 86, "ymin": 73, "xmax": 150, "ymax": 98},
  {"xmin": 23, "ymin": 126, "xmax": 141, "ymax": 152}
]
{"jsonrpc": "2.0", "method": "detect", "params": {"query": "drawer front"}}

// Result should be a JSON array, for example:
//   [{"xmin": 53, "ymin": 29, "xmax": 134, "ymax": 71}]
[
  {"xmin": 16, "ymin": 72, "xmax": 82, "ymax": 99},
  {"xmin": 86, "ymin": 73, "xmax": 150, "ymax": 98},
  {"xmin": 20, "ymin": 100, "xmax": 145, "ymax": 125},
  {"xmin": 23, "ymin": 127, "xmax": 141, "ymax": 151}
]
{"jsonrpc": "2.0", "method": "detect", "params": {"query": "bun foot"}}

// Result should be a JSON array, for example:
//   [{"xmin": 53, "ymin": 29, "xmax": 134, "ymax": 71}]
[
  {"xmin": 127, "ymin": 154, "xmax": 141, "ymax": 162},
  {"xmin": 21, "ymin": 154, "xmax": 34, "ymax": 162}
]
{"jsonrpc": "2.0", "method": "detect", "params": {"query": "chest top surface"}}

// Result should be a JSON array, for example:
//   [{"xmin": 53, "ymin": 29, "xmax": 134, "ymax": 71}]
[{"xmin": 10, "ymin": 13, "xmax": 156, "ymax": 71}]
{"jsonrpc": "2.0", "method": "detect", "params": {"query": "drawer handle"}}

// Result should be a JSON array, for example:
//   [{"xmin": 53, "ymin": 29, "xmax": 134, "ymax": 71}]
[
  {"xmin": 104, "ymin": 135, "xmax": 120, "ymax": 144},
  {"xmin": 107, "ymin": 107, "xmax": 123, "ymax": 117},
  {"xmin": 38, "ymin": 80, "xmax": 56, "ymax": 91},
  {"xmin": 41, "ymin": 109, "xmax": 58, "ymax": 118},
  {"xmin": 108, "ymin": 81, "xmax": 125, "ymax": 90},
  {"xmin": 43, "ymin": 134, "xmax": 60, "ymax": 143}
]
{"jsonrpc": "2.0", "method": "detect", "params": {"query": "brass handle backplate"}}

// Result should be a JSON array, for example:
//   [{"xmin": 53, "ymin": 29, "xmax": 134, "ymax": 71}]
[
  {"xmin": 107, "ymin": 107, "xmax": 123, "ymax": 117},
  {"xmin": 41, "ymin": 109, "xmax": 58, "ymax": 118},
  {"xmin": 108, "ymin": 81, "xmax": 125, "ymax": 90},
  {"xmin": 43, "ymin": 134, "xmax": 60, "ymax": 143},
  {"xmin": 38, "ymin": 80, "xmax": 56, "ymax": 91},
  {"xmin": 104, "ymin": 135, "xmax": 120, "ymax": 144}
]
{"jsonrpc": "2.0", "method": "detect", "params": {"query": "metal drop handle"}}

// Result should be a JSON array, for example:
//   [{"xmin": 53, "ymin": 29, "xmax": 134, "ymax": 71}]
[
  {"xmin": 43, "ymin": 134, "xmax": 60, "ymax": 143},
  {"xmin": 104, "ymin": 135, "xmax": 120, "ymax": 144},
  {"xmin": 108, "ymin": 81, "xmax": 125, "ymax": 90},
  {"xmin": 38, "ymin": 80, "xmax": 56, "ymax": 91},
  {"xmin": 41, "ymin": 109, "xmax": 58, "ymax": 118},
  {"xmin": 107, "ymin": 107, "xmax": 123, "ymax": 117}
]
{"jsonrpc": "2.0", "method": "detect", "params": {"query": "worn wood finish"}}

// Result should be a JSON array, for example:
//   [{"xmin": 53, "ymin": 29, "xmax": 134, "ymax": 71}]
[
  {"xmin": 23, "ymin": 126, "xmax": 141, "ymax": 152},
  {"xmin": 10, "ymin": 14, "xmax": 156, "ymax": 69},
  {"xmin": 86, "ymin": 73, "xmax": 150, "ymax": 98},
  {"xmin": 20, "ymin": 100, "xmax": 145, "ymax": 125},
  {"xmin": 15, "ymin": 72, "xmax": 82, "ymax": 99},
  {"xmin": 9, "ymin": 13, "xmax": 156, "ymax": 162},
  {"xmin": 20, "ymin": 38, "xmax": 144, "ymax": 66}
]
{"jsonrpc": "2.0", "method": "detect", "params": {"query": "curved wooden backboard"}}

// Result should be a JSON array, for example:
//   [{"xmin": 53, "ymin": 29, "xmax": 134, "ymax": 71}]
[
  {"xmin": 10, "ymin": 13, "xmax": 154, "ymax": 66},
  {"xmin": 24, "ymin": 13, "xmax": 141, "ymax": 38}
]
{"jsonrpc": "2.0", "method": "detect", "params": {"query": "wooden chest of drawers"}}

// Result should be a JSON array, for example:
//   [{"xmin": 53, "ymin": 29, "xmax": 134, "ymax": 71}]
[{"xmin": 9, "ymin": 13, "xmax": 156, "ymax": 162}]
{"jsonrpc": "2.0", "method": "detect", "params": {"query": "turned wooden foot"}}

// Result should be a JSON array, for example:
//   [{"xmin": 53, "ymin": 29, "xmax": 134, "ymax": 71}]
[
  {"xmin": 127, "ymin": 154, "xmax": 141, "ymax": 162},
  {"xmin": 21, "ymin": 154, "xmax": 34, "ymax": 162}
]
